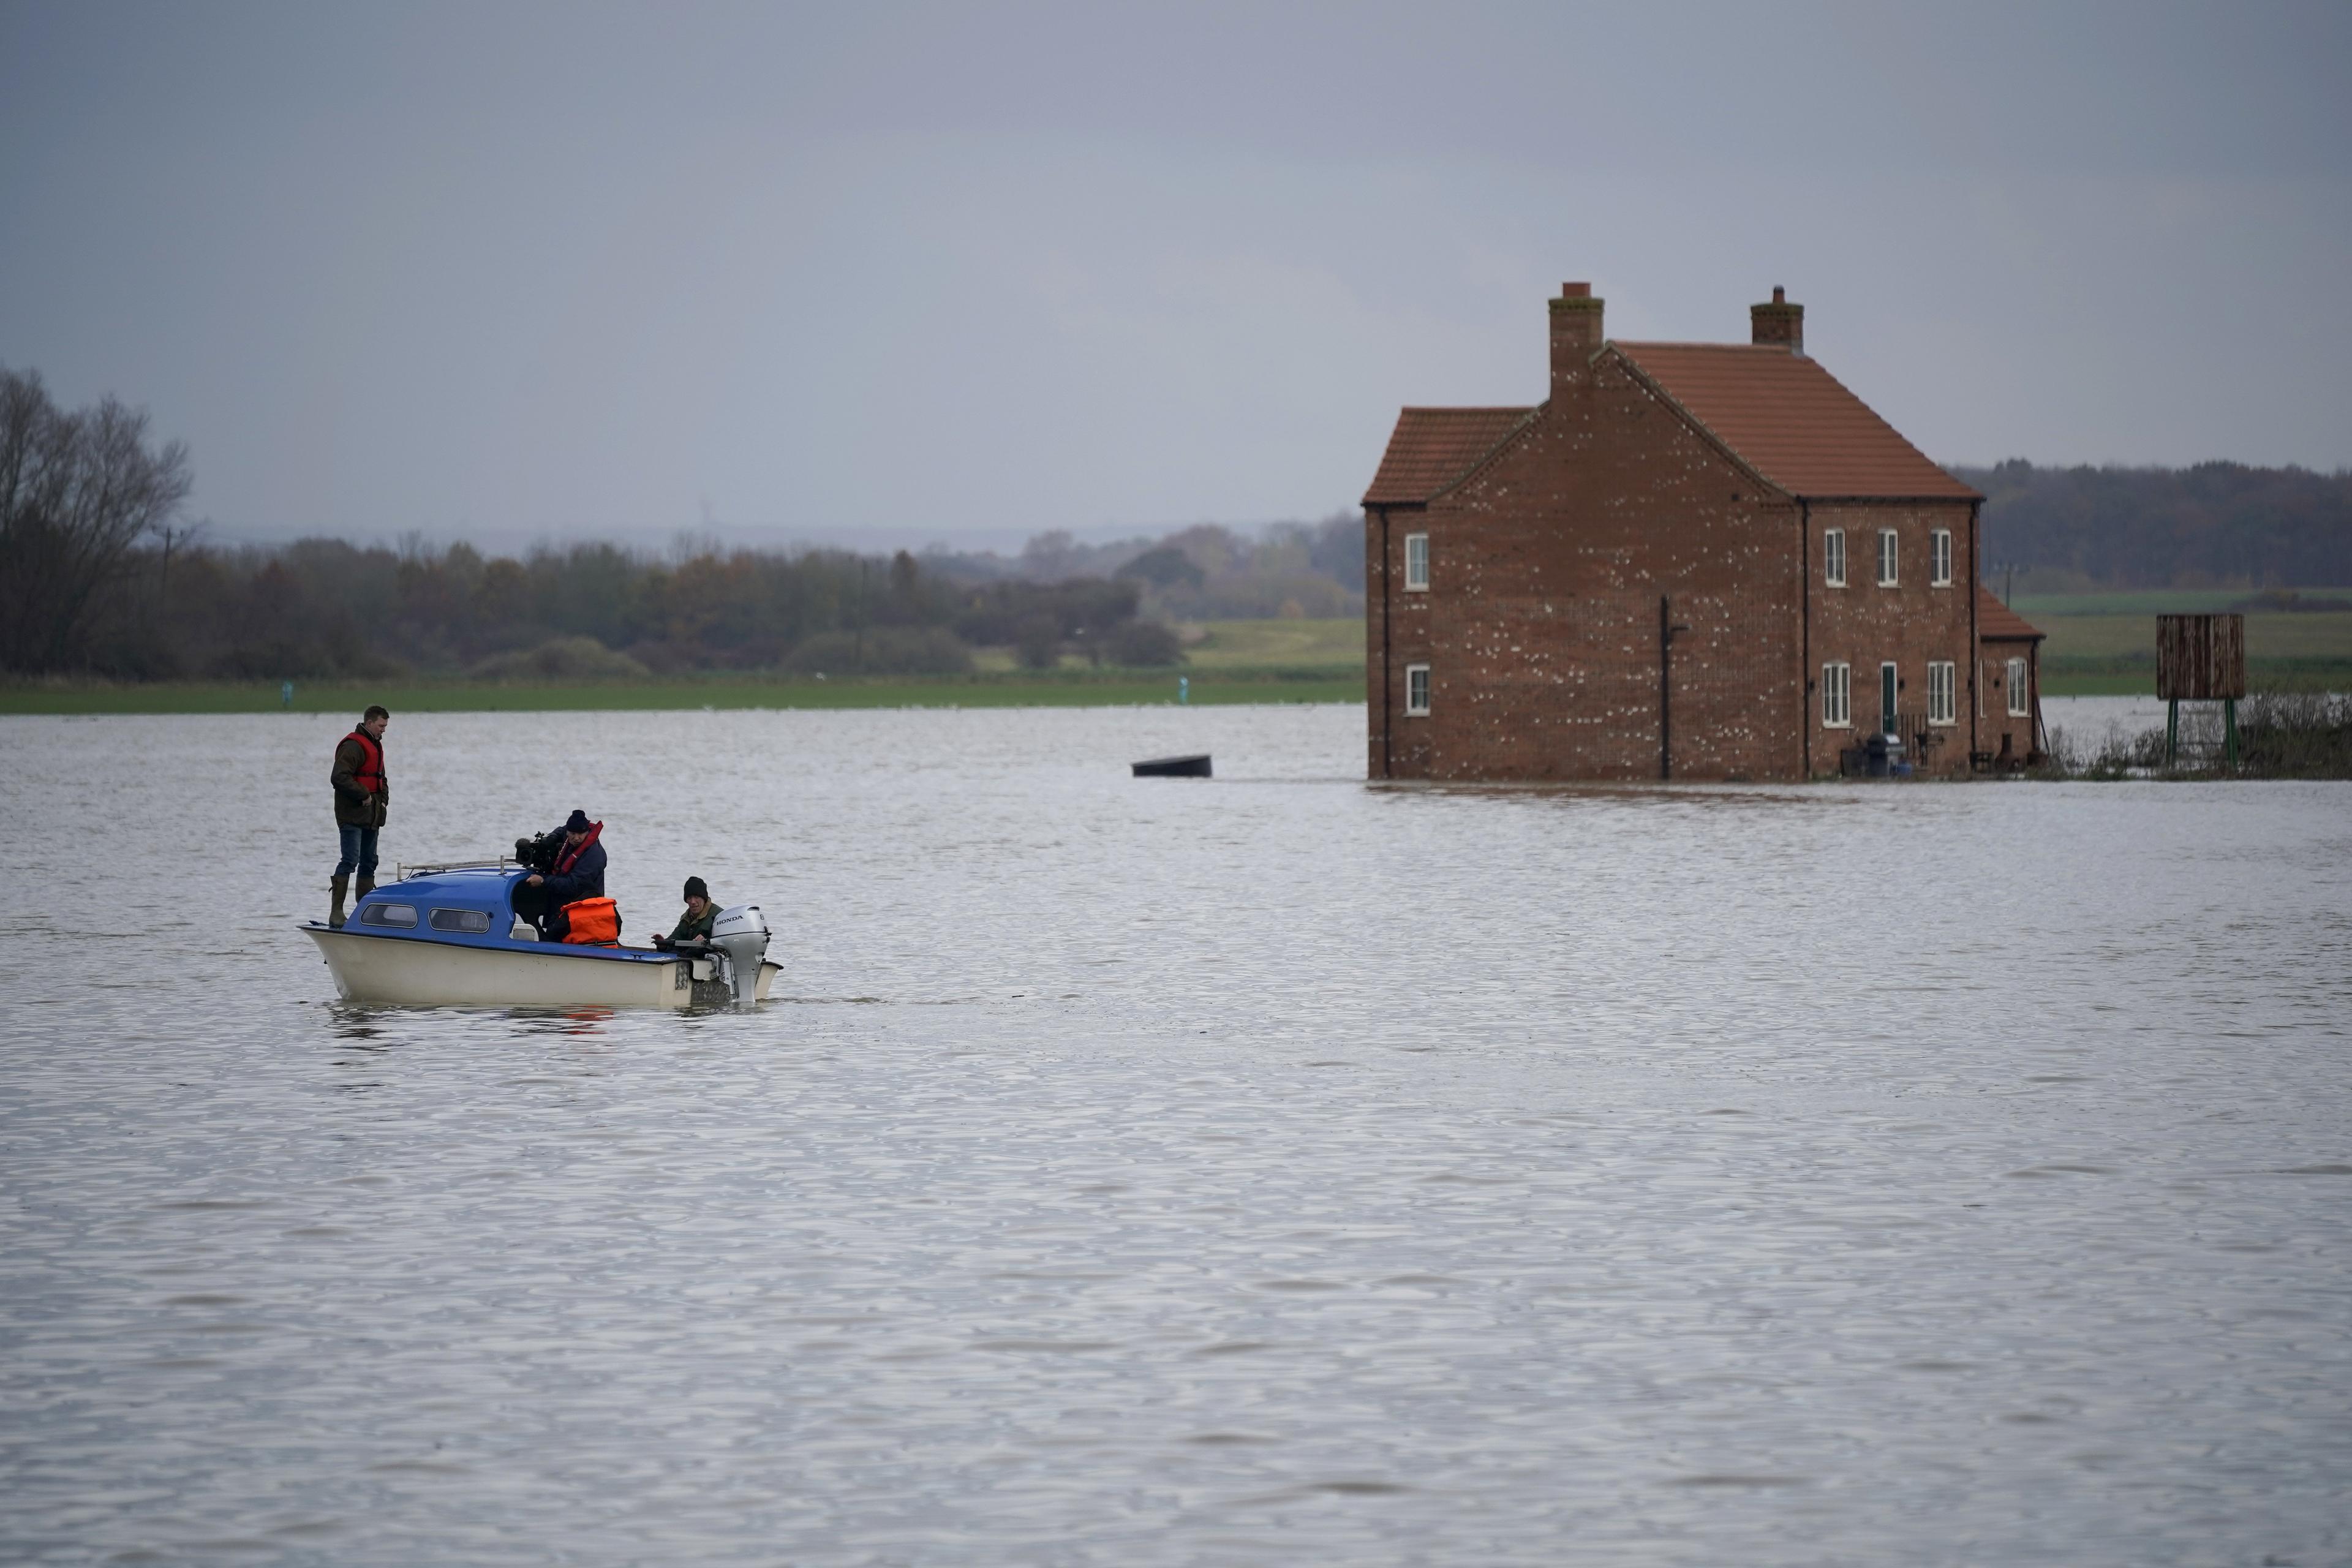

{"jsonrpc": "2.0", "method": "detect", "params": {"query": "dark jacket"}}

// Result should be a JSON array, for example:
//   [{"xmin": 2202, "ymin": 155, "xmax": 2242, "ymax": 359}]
[
  {"xmin": 541, "ymin": 823, "xmax": 606, "ymax": 906},
  {"xmin": 668, "ymin": 900, "xmax": 718, "ymax": 944},
  {"xmin": 331, "ymin": 733, "xmax": 388, "ymax": 828}
]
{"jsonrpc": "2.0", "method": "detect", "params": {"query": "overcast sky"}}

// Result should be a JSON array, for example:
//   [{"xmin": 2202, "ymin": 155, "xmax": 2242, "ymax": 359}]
[{"xmin": 3, "ymin": 1, "xmax": 2347, "ymax": 551}]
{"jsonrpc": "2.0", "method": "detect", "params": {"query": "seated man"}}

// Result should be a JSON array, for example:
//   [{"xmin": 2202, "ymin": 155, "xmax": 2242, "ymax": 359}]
[
  {"xmin": 653, "ymin": 877, "xmax": 718, "ymax": 951},
  {"xmin": 513, "ymin": 809, "xmax": 606, "ymax": 940}
]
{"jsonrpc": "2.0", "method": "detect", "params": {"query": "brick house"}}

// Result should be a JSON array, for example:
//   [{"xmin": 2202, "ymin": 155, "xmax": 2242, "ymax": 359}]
[{"xmin": 1362, "ymin": 282, "xmax": 2044, "ymax": 781}]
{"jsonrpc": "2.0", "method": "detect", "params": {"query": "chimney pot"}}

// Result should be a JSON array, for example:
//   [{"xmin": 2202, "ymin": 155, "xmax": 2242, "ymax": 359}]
[
  {"xmin": 1772, "ymin": 285, "xmax": 1785, "ymax": 304},
  {"xmin": 1561, "ymin": 281, "xmax": 1591, "ymax": 298}
]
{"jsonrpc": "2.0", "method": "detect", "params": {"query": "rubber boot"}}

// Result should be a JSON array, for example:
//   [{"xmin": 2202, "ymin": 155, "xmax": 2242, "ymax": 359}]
[
  {"xmin": 355, "ymin": 875, "xmax": 375, "ymax": 903},
  {"xmin": 328, "ymin": 875, "xmax": 349, "ymax": 929}
]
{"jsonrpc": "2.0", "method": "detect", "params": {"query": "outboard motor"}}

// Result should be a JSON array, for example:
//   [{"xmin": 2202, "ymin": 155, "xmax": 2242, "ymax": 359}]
[{"xmin": 707, "ymin": 905, "xmax": 770, "ymax": 1008}]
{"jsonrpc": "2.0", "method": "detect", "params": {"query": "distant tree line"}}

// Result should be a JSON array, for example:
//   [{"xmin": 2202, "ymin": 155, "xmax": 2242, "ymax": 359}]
[
  {"xmin": 1, "ymin": 366, "xmax": 1388, "ymax": 681},
  {"xmin": 1959, "ymin": 461, "xmax": 2352, "ymax": 590},
  {"xmin": 3, "ymin": 525, "xmax": 1218, "ymax": 681},
  {"xmin": 923, "ymin": 514, "xmax": 1365, "ymax": 620}
]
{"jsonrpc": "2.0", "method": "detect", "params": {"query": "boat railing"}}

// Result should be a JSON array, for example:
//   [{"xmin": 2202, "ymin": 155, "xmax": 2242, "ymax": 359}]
[{"xmin": 394, "ymin": 856, "xmax": 522, "ymax": 880}]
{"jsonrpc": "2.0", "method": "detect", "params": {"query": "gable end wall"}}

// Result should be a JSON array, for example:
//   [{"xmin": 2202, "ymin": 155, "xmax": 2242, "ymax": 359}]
[{"xmin": 1370, "ymin": 356, "xmax": 1806, "ymax": 782}]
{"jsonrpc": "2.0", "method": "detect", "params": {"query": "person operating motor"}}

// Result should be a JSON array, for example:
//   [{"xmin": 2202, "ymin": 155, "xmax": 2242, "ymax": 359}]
[{"xmin": 654, "ymin": 876, "xmax": 718, "ymax": 951}]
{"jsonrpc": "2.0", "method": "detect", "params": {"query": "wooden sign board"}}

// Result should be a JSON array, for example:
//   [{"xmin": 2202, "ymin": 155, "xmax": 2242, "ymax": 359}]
[{"xmin": 2156, "ymin": 613, "xmax": 2246, "ymax": 701}]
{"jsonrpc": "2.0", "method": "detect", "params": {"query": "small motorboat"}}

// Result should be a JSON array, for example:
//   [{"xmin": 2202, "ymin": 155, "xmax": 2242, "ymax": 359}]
[{"xmin": 302, "ymin": 861, "xmax": 778, "ymax": 1009}]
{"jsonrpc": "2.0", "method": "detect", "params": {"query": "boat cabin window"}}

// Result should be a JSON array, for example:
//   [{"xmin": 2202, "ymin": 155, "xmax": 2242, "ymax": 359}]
[
  {"xmin": 359, "ymin": 903, "xmax": 418, "ymax": 928},
  {"xmin": 429, "ymin": 908, "xmax": 492, "ymax": 933}
]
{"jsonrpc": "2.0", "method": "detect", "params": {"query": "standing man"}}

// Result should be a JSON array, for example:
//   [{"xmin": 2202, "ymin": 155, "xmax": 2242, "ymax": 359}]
[{"xmin": 329, "ymin": 705, "xmax": 390, "ymax": 927}]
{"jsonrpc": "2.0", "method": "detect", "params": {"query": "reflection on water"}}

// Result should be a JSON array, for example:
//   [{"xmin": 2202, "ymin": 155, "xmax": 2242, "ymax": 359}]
[{"xmin": 1, "ymin": 702, "xmax": 2348, "ymax": 1566}]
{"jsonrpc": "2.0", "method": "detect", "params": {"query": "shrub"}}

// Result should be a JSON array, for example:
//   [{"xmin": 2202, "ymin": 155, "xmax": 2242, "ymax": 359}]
[
  {"xmin": 469, "ymin": 636, "xmax": 649, "ymax": 682},
  {"xmin": 2041, "ymin": 688, "xmax": 2352, "ymax": 779},
  {"xmin": 783, "ymin": 626, "xmax": 972, "ymax": 676},
  {"xmin": 1013, "ymin": 614, "xmax": 1064, "ymax": 669},
  {"xmin": 954, "ymin": 579, "xmax": 1140, "ymax": 646},
  {"xmin": 1105, "ymin": 619, "xmax": 1184, "ymax": 666},
  {"xmin": 2238, "ymin": 688, "xmax": 2352, "ymax": 777},
  {"xmin": 2043, "ymin": 722, "xmax": 2164, "ymax": 779}
]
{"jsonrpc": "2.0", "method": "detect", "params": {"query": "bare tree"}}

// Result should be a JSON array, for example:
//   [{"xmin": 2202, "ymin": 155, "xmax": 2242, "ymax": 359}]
[{"xmin": 0, "ymin": 366, "xmax": 193, "ymax": 671}]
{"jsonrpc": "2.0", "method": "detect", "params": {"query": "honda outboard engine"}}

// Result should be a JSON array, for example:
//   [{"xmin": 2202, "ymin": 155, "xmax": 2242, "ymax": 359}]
[{"xmin": 708, "ymin": 905, "xmax": 770, "ymax": 1008}]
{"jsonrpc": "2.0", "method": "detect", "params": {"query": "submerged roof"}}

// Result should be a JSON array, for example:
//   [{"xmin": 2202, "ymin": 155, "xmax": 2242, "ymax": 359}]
[
  {"xmin": 1611, "ymin": 343, "xmax": 1980, "ymax": 500},
  {"xmin": 1362, "ymin": 407, "xmax": 1534, "ymax": 507},
  {"xmin": 1977, "ymin": 584, "xmax": 2046, "ymax": 641}
]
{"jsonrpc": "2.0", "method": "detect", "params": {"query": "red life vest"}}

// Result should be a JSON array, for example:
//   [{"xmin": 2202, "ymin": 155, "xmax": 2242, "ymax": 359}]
[
  {"xmin": 343, "ymin": 729, "xmax": 385, "ymax": 794},
  {"xmin": 555, "ymin": 820, "xmax": 603, "ymax": 873},
  {"xmin": 560, "ymin": 897, "xmax": 621, "ymax": 945}
]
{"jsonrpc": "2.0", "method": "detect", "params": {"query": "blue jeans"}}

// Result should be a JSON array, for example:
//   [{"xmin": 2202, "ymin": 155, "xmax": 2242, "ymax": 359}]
[{"xmin": 334, "ymin": 825, "xmax": 379, "ymax": 881}]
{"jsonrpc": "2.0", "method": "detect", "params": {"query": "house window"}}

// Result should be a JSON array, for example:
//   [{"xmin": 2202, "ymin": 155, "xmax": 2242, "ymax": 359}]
[
  {"xmin": 1404, "ymin": 663, "xmax": 1431, "ymax": 716},
  {"xmin": 1927, "ymin": 660, "xmax": 1956, "ymax": 725},
  {"xmin": 1880, "ymin": 662, "xmax": 1899, "ymax": 736},
  {"xmin": 1403, "ymin": 532, "xmax": 1430, "ymax": 592},
  {"xmin": 1823, "ymin": 529, "xmax": 1846, "ymax": 587},
  {"xmin": 1877, "ymin": 529, "xmax": 1899, "ymax": 587},
  {"xmin": 2007, "ymin": 656, "xmax": 2029, "ymax": 717},
  {"xmin": 1822, "ymin": 662, "xmax": 1851, "ymax": 728},
  {"xmin": 1930, "ymin": 528, "xmax": 1953, "ymax": 586}
]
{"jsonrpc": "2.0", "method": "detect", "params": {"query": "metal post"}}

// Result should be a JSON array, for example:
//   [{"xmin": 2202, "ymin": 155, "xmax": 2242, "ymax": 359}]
[
  {"xmin": 2225, "ymin": 697, "xmax": 2238, "ymax": 769},
  {"xmin": 1659, "ymin": 595, "xmax": 1672, "ymax": 780},
  {"xmin": 1659, "ymin": 594, "xmax": 1689, "ymax": 781},
  {"xmin": 1378, "ymin": 507, "xmax": 1392, "ymax": 779},
  {"xmin": 2166, "ymin": 699, "xmax": 2178, "ymax": 768}
]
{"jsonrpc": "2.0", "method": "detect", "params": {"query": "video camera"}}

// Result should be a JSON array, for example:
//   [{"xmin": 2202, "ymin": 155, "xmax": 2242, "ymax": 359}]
[{"xmin": 513, "ymin": 832, "xmax": 562, "ymax": 875}]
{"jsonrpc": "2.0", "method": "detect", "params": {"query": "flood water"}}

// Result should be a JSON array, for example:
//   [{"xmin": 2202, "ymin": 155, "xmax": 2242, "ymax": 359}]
[{"xmin": 1, "ymin": 700, "xmax": 2347, "ymax": 1566}]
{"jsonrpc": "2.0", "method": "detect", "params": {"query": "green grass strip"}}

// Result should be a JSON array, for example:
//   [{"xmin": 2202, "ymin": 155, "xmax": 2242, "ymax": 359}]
[
  {"xmin": 2041, "ymin": 657, "xmax": 2352, "ymax": 696},
  {"xmin": 2015, "ymin": 588, "xmax": 2352, "ymax": 617}
]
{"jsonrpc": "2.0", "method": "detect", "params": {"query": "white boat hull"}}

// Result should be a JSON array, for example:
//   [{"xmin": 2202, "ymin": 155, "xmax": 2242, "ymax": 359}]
[{"xmin": 304, "ymin": 925, "xmax": 780, "ymax": 1009}]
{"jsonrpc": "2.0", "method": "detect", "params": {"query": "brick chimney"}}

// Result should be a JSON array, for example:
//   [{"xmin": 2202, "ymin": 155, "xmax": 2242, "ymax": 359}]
[
  {"xmin": 1550, "ymin": 281, "xmax": 1604, "ymax": 392},
  {"xmin": 1751, "ymin": 285, "xmax": 1804, "ymax": 354}
]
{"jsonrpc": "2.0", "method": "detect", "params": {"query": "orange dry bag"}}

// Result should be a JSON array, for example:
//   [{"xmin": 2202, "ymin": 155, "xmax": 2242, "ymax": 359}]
[{"xmin": 559, "ymin": 897, "xmax": 622, "ymax": 945}]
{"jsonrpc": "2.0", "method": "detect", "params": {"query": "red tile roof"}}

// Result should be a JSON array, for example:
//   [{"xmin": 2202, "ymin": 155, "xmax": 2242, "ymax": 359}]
[
  {"xmin": 1977, "ymin": 584, "xmax": 2045, "ymax": 641},
  {"xmin": 1611, "ymin": 343, "xmax": 1980, "ymax": 501},
  {"xmin": 1362, "ymin": 407, "xmax": 1534, "ymax": 506}
]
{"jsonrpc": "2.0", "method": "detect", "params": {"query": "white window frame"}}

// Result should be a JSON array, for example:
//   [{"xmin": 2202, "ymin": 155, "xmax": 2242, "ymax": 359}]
[
  {"xmin": 1877, "ymin": 529, "xmax": 1899, "ymax": 587},
  {"xmin": 1930, "ymin": 528, "xmax": 1953, "ymax": 587},
  {"xmin": 1927, "ymin": 660, "xmax": 1956, "ymax": 725},
  {"xmin": 1404, "ymin": 663, "xmax": 1431, "ymax": 716},
  {"xmin": 2007, "ymin": 656, "xmax": 2029, "ymax": 717},
  {"xmin": 1403, "ymin": 532, "xmax": 1430, "ymax": 592},
  {"xmin": 1823, "ymin": 528, "xmax": 1846, "ymax": 588},
  {"xmin": 1821, "ymin": 662, "xmax": 1850, "ymax": 728}
]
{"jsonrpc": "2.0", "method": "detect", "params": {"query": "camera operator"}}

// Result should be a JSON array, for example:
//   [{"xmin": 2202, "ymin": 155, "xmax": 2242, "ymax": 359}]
[{"xmin": 512, "ymin": 810, "xmax": 606, "ymax": 940}]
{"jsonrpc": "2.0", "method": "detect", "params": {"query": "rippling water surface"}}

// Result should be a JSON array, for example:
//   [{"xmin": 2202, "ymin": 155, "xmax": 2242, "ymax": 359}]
[{"xmin": 2, "ymin": 701, "xmax": 2348, "ymax": 1566}]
